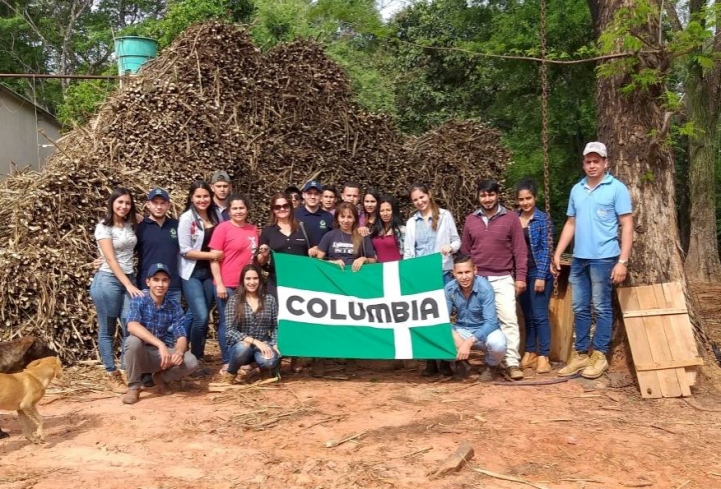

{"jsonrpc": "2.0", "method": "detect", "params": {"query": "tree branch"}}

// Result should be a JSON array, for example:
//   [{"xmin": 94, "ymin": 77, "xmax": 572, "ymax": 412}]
[{"xmin": 395, "ymin": 39, "xmax": 660, "ymax": 65}]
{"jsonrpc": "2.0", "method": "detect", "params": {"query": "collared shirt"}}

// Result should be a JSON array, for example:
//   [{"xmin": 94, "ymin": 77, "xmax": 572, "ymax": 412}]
[
  {"xmin": 225, "ymin": 294, "xmax": 278, "ymax": 347},
  {"xmin": 413, "ymin": 214, "xmax": 437, "ymax": 257},
  {"xmin": 136, "ymin": 216, "xmax": 181, "ymax": 290},
  {"xmin": 444, "ymin": 277, "xmax": 499, "ymax": 343},
  {"xmin": 260, "ymin": 225, "xmax": 310, "ymax": 283},
  {"xmin": 460, "ymin": 205, "xmax": 528, "ymax": 282},
  {"xmin": 294, "ymin": 206, "xmax": 333, "ymax": 245},
  {"xmin": 567, "ymin": 173, "xmax": 632, "ymax": 259},
  {"xmin": 126, "ymin": 294, "xmax": 186, "ymax": 344}
]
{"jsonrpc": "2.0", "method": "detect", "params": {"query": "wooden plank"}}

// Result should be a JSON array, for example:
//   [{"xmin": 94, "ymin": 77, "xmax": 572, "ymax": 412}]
[
  {"xmin": 622, "ymin": 307, "xmax": 687, "ymax": 318},
  {"xmin": 635, "ymin": 358, "xmax": 703, "ymax": 371},
  {"xmin": 617, "ymin": 287, "xmax": 663, "ymax": 399},
  {"xmin": 650, "ymin": 284, "xmax": 692, "ymax": 396},
  {"xmin": 549, "ymin": 265, "xmax": 574, "ymax": 362},
  {"xmin": 662, "ymin": 282, "xmax": 700, "ymax": 386},
  {"xmin": 636, "ymin": 285, "xmax": 687, "ymax": 397}
]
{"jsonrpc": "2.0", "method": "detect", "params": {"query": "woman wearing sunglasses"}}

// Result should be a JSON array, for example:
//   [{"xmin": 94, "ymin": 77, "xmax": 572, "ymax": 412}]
[
  {"xmin": 256, "ymin": 192, "xmax": 314, "ymax": 298},
  {"xmin": 256, "ymin": 192, "xmax": 314, "ymax": 373}
]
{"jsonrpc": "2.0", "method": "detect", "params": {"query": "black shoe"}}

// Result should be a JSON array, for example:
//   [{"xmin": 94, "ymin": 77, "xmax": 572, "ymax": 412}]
[
  {"xmin": 421, "ymin": 360, "xmax": 439, "ymax": 377},
  {"xmin": 141, "ymin": 373, "xmax": 155, "ymax": 388},
  {"xmin": 311, "ymin": 359, "xmax": 326, "ymax": 378},
  {"xmin": 452, "ymin": 361, "xmax": 469, "ymax": 381},
  {"xmin": 439, "ymin": 360, "xmax": 453, "ymax": 377}
]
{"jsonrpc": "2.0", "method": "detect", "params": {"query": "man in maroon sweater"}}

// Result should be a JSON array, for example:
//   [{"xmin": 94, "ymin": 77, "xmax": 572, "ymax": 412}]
[{"xmin": 461, "ymin": 180, "xmax": 528, "ymax": 380}]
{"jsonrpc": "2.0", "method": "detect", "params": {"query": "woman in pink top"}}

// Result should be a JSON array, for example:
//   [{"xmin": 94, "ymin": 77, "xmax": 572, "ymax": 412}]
[
  {"xmin": 210, "ymin": 193, "xmax": 259, "ymax": 371},
  {"xmin": 370, "ymin": 194, "xmax": 405, "ymax": 263}
]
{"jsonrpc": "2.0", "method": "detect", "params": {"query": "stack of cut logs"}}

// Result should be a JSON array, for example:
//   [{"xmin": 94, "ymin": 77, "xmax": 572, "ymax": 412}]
[{"xmin": 0, "ymin": 22, "xmax": 511, "ymax": 361}]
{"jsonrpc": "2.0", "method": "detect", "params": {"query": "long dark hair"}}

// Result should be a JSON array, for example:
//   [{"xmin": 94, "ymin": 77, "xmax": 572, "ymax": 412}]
[
  {"xmin": 233, "ymin": 263, "xmax": 267, "ymax": 327},
  {"xmin": 361, "ymin": 187, "xmax": 381, "ymax": 225},
  {"xmin": 184, "ymin": 180, "xmax": 220, "ymax": 224},
  {"xmin": 514, "ymin": 178, "xmax": 538, "ymax": 198},
  {"xmin": 334, "ymin": 202, "xmax": 365, "ymax": 257},
  {"xmin": 409, "ymin": 183, "xmax": 440, "ymax": 231},
  {"xmin": 268, "ymin": 192, "xmax": 299, "ymax": 232},
  {"xmin": 102, "ymin": 187, "xmax": 138, "ymax": 232},
  {"xmin": 371, "ymin": 194, "xmax": 404, "ymax": 239}
]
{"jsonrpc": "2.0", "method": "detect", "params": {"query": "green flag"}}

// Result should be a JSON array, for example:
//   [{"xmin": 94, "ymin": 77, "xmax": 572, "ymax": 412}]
[{"xmin": 276, "ymin": 253, "xmax": 456, "ymax": 360}]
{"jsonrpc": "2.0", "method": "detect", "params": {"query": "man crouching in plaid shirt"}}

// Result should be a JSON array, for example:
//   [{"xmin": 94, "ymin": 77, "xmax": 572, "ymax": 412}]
[{"xmin": 122, "ymin": 263, "xmax": 198, "ymax": 405}]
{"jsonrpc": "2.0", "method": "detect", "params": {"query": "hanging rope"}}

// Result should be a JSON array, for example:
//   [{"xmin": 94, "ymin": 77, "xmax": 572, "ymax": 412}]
[{"xmin": 539, "ymin": 0, "xmax": 558, "ymax": 295}]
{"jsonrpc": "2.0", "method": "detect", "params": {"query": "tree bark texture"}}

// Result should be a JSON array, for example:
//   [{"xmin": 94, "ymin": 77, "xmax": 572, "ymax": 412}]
[
  {"xmin": 588, "ymin": 0, "xmax": 710, "ymax": 355},
  {"xmin": 589, "ymin": 0, "xmax": 685, "ymax": 286},
  {"xmin": 684, "ymin": 69, "xmax": 721, "ymax": 282},
  {"xmin": 682, "ymin": 0, "xmax": 721, "ymax": 282}
]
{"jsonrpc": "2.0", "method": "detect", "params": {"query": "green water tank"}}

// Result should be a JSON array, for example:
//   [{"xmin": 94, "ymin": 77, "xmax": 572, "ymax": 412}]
[{"xmin": 115, "ymin": 36, "xmax": 158, "ymax": 75}]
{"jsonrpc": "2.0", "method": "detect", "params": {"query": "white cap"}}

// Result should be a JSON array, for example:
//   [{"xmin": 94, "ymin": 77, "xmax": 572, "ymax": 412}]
[{"xmin": 583, "ymin": 141, "xmax": 607, "ymax": 158}]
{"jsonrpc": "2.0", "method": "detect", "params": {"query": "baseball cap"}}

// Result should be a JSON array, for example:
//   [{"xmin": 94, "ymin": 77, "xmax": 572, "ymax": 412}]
[
  {"xmin": 147, "ymin": 188, "xmax": 169, "ymax": 202},
  {"xmin": 211, "ymin": 170, "xmax": 231, "ymax": 184},
  {"xmin": 302, "ymin": 180, "xmax": 323, "ymax": 192},
  {"xmin": 146, "ymin": 263, "xmax": 171, "ymax": 280},
  {"xmin": 583, "ymin": 142, "xmax": 607, "ymax": 158}
]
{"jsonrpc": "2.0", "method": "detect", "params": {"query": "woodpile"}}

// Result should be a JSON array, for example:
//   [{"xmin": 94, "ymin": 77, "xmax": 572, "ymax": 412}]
[{"xmin": 0, "ymin": 22, "xmax": 511, "ymax": 362}]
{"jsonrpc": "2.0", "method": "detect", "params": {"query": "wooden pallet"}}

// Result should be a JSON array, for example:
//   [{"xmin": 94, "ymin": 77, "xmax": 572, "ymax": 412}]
[{"xmin": 617, "ymin": 282, "xmax": 702, "ymax": 399}]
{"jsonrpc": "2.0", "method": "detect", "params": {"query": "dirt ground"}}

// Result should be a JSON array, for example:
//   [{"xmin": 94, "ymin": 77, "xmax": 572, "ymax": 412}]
[{"xmin": 3, "ymin": 284, "xmax": 721, "ymax": 489}]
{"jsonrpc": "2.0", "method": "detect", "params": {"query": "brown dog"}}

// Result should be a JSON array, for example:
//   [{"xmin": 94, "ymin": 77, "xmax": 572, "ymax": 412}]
[{"xmin": 0, "ymin": 356, "xmax": 62, "ymax": 443}]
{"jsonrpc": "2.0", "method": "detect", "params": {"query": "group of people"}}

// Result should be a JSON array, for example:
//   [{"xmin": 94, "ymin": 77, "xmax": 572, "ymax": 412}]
[{"xmin": 89, "ymin": 141, "xmax": 633, "ymax": 404}]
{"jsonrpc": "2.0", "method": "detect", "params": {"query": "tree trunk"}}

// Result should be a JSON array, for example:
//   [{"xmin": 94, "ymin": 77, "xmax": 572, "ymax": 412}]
[
  {"xmin": 682, "ymin": 0, "xmax": 721, "ymax": 282},
  {"xmin": 590, "ymin": 0, "xmax": 685, "ymax": 286},
  {"xmin": 684, "ymin": 69, "xmax": 721, "ymax": 282},
  {"xmin": 588, "ymin": 0, "xmax": 711, "ymax": 363}
]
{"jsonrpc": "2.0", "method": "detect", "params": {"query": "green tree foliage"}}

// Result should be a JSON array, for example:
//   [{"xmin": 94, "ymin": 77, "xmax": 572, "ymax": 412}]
[{"xmin": 387, "ymin": 0, "xmax": 597, "ymax": 222}]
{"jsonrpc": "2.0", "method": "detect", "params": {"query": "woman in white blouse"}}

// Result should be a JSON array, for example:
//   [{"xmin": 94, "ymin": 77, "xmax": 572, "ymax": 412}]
[{"xmin": 90, "ymin": 187, "xmax": 144, "ymax": 393}]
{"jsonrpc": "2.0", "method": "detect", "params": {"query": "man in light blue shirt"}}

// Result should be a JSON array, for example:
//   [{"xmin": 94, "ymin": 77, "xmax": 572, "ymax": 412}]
[
  {"xmin": 445, "ymin": 255, "xmax": 507, "ymax": 382},
  {"xmin": 552, "ymin": 141, "xmax": 633, "ymax": 380}
]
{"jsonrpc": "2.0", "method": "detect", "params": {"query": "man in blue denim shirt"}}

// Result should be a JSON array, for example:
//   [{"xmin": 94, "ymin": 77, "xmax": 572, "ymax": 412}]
[
  {"xmin": 552, "ymin": 142, "xmax": 633, "ymax": 379},
  {"xmin": 445, "ymin": 255, "xmax": 507, "ymax": 382}
]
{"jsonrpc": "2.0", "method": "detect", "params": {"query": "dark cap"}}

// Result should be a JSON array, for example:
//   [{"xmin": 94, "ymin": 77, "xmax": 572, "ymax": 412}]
[
  {"xmin": 147, "ymin": 188, "xmax": 170, "ymax": 202},
  {"xmin": 302, "ymin": 180, "xmax": 322, "ymax": 192},
  {"xmin": 146, "ymin": 263, "xmax": 171, "ymax": 279},
  {"xmin": 211, "ymin": 171, "xmax": 231, "ymax": 184},
  {"xmin": 285, "ymin": 185, "xmax": 301, "ymax": 195}
]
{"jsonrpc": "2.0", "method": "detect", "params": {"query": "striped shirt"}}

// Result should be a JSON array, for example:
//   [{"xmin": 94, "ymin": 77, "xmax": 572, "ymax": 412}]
[
  {"xmin": 126, "ymin": 294, "xmax": 186, "ymax": 344},
  {"xmin": 225, "ymin": 294, "xmax": 279, "ymax": 347}
]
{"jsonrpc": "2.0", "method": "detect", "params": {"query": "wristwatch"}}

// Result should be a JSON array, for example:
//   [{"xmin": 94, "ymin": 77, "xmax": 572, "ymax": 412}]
[{"xmin": 618, "ymin": 259, "xmax": 628, "ymax": 266}]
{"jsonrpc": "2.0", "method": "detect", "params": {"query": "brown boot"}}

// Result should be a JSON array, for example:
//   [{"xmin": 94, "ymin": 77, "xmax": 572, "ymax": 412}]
[
  {"xmin": 122, "ymin": 387, "xmax": 140, "ymax": 405},
  {"xmin": 152, "ymin": 371, "xmax": 173, "ymax": 395},
  {"xmin": 220, "ymin": 372, "xmax": 236, "ymax": 385},
  {"xmin": 421, "ymin": 360, "xmax": 439, "ymax": 377},
  {"xmin": 535, "ymin": 355, "xmax": 551, "ymax": 374},
  {"xmin": 520, "ymin": 352, "xmax": 538, "ymax": 369},
  {"xmin": 106, "ymin": 370, "xmax": 127, "ymax": 394}
]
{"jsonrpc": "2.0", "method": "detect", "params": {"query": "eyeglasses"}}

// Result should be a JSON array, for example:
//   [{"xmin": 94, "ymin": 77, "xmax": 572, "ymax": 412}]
[{"xmin": 273, "ymin": 203, "xmax": 291, "ymax": 211}]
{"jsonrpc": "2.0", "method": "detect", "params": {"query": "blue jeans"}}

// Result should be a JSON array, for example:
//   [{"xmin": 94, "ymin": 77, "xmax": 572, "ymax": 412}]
[
  {"xmin": 227, "ymin": 342, "xmax": 279, "ymax": 373},
  {"xmin": 519, "ymin": 270, "xmax": 552, "ymax": 356},
  {"xmin": 454, "ymin": 328, "xmax": 507, "ymax": 366},
  {"xmin": 215, "ymin": 286, "xmax": 236, "ymax": 364},
  {"xmin": 182, "ymin": 267, "xmax": 215, "ymax": 360},
  {"xmin": 569, "ymin": 257, "xmax": 616, "ymax": 354},
  {"xmin": 90, "ymin": 270, "xmax": 134, "ymax": 372}
]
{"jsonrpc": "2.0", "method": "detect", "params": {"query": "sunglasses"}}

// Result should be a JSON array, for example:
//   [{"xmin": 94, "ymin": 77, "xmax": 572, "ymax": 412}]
[{"xmin": 273, "ymin": 203, "xmax": 291, "ymax": 211}]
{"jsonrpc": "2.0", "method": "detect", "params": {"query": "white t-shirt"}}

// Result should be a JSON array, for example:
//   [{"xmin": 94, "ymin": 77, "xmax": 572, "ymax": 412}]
[{"xmin": 95, "ymin": 222, "xmax": 137, "ymax": 275}]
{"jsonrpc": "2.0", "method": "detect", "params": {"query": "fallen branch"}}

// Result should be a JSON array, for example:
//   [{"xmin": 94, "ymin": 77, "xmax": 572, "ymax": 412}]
[
  {"xmin": 469, "ymin": 465, "xmax": 549, "ymax": 489},
  {"xmin": 529, "ymin": 418, "xmax": 573, "ymax": 424},
  {"xmin": 325, "ymin": 430, "xmax": 367, "ymax": 448},
  {"xmin": 295, "ymin": 415, "xmax": 345, "ymax": 434}
]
